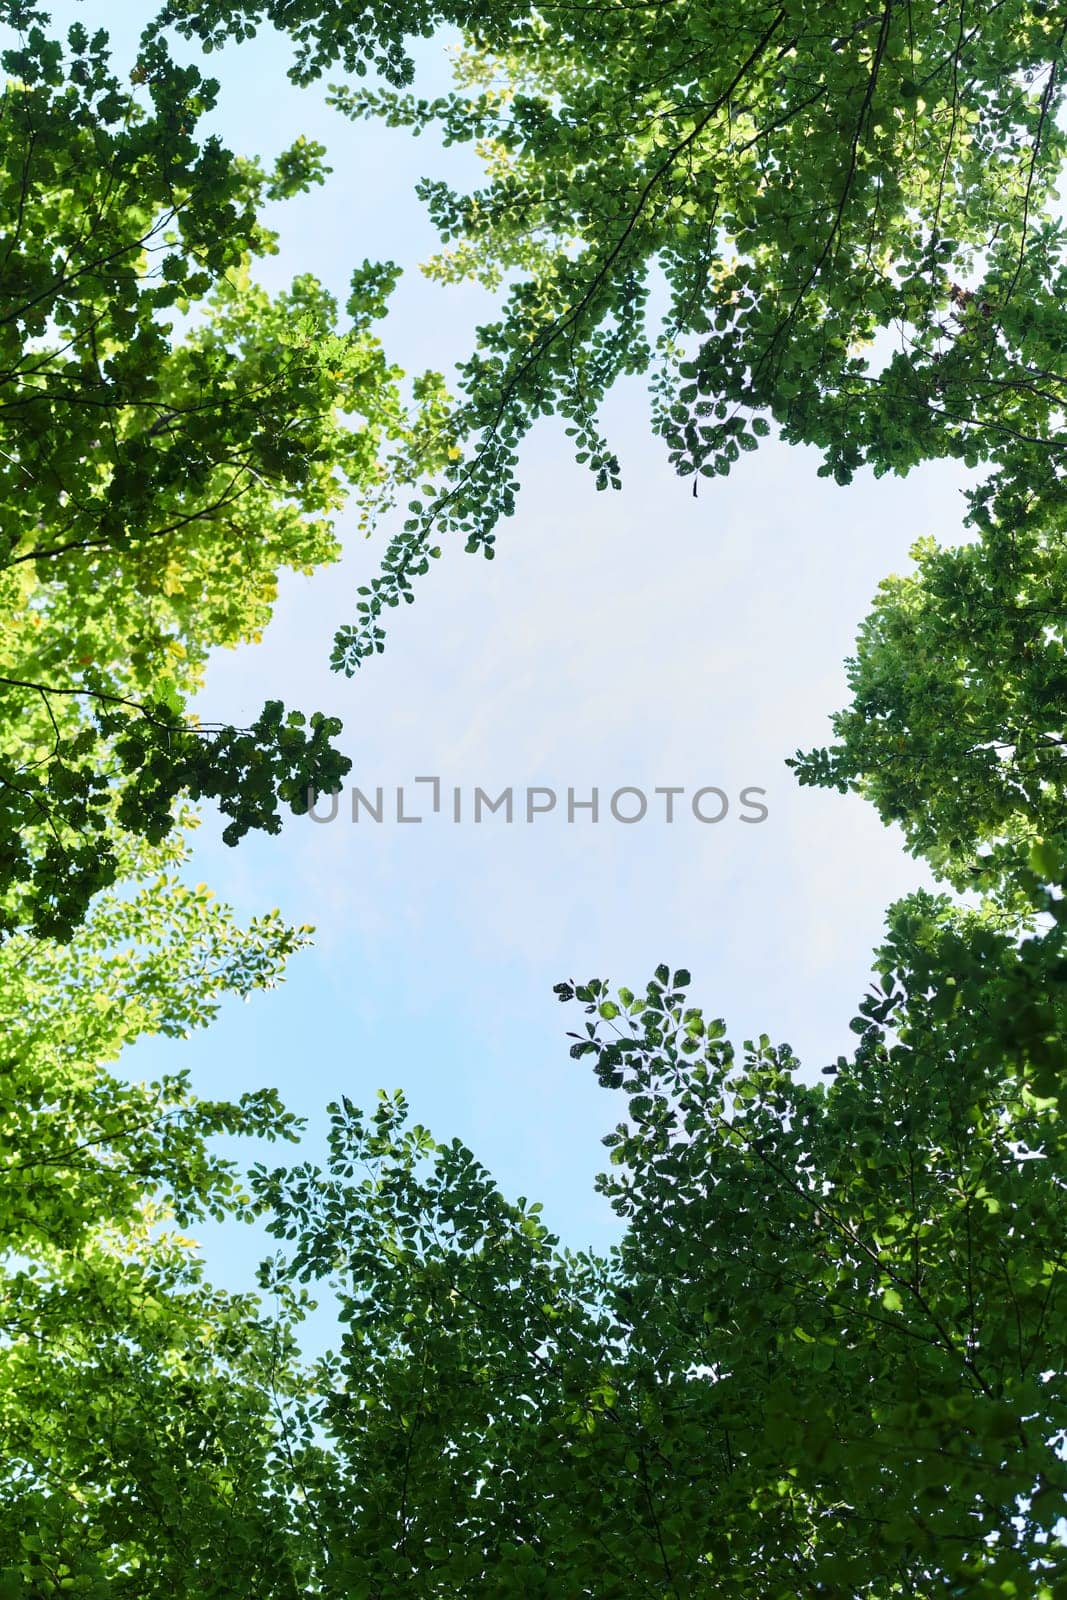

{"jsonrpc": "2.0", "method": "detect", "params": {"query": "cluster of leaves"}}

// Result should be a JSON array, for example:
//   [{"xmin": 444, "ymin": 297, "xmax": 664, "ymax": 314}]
[
  {"xmin": 145, "ymin": 0, "xmax": 478, "ymax": 90},
  {"xmin": 0, "ymin": 689, "xmax": 351, "ymax": 941},
  {"xmin": 250, "ymin": 896, "xmax": 1067, "ymax": 1595},
  {"xmin": 0, "ymin": 10, "xmax": 453, "ymax": 938},
  {"xmin": 0, "ymin": 829, "xmax": 323, "ymax": 1597},
  {"xmin": 203, "ymin": 0, "xmax": 1067, "ymax": 665},
  {"xmin": 791, "ymin": 462, "xmax": 1067, "ymax": 907}
]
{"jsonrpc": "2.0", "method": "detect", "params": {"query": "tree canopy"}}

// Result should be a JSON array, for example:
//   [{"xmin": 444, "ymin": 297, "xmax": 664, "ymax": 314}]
[
  {"xmin": 217, "ymin": 0, "xmax": 1067, "ymax": 664},
  {"xmin": 792, "ymin": 465, "xmax": 1067, "ymax": 906},
  {"xmin": 0, "ymin": 6, "xmax": 450, "ymax": 939},
  {"xmin": 241, "ymin": 895, "xmax": 1067, "ymax": 1596},
  {"xmin": 0, "ymin": 824, "xmax": 323, "ymax": 1596},
  {"xmin": 1, "ymin": 0, "xmax": 1066, "ymax": 1594}
]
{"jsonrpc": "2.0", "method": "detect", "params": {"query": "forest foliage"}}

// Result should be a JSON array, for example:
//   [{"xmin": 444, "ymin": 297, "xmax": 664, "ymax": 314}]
[{"xmin": 0, "ymin": 0, "xmax": 1065, "ymax": 1594}]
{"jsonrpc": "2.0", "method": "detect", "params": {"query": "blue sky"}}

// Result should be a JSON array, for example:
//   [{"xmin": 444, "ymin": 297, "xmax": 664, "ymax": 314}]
[{"xmin": 52, "ymin": 4, "xmax": 980, "ymax": 1317}]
